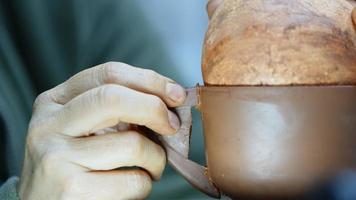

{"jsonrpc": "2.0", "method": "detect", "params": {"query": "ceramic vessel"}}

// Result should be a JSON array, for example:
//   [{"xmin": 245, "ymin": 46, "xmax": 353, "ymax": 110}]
[{"xmin": 161, "ymin": 86, "xmax": 356, "ymax": 199}]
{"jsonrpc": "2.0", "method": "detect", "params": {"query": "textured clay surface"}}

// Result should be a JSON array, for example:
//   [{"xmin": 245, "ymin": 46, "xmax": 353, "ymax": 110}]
[{"xmin": 202, "ymin": 0, "xmax": 356, "ymax": 85}]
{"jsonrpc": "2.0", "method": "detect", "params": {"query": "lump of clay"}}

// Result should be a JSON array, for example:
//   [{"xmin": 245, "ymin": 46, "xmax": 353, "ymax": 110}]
[{"xmin": 202, "ymin": 0, "xmax": 356, "ymax": 85}]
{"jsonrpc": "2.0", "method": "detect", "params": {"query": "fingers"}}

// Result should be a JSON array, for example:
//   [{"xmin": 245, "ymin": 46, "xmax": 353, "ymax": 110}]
[
  {"xmin": 50, "ymin": 62, "xmax": 186, "ymax": 107},
  {"xmin": 207, "ymin": 0, "xmax": 222, "ymax": 19},
  {"xmin": 64, "ymin": 169, "xmax": 152, "ymax": 200},
  {"xmin": 67, "ymin": 132, "xmax": 166, "ymax": 180},
  {"xmin": 52, "ymin": 84, "xmax": 180, "ymax": 137}
]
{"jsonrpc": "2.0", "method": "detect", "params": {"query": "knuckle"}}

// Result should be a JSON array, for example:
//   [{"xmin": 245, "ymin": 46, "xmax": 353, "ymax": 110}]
[
  {"xmin": 96, "ymin": 84, "xmax": 123, "ymax": 105},
  {"xmin": 33, "ymin": 91, "xmax": 50, "ymax": 110},
  {"xmin": 144, "ymin": 69, "xmax": 161, "ymax": 85},
  {"xmin": 25, "ymin": 132, "xmax": 40, "ymax": 156},
  {"xmin": 102, "ymin": 61, "xmax": 120, "ymax": 83},
  {"xmin": 144, "ymin": 69, "xmax": 158, "ymax": 78},
  {"xmin": 103, "ymin": 61, "xmax": 119, "ymax": 69}
]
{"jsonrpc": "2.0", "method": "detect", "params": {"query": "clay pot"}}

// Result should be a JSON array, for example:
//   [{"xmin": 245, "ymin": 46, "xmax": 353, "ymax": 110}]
[{"xmin": 202, "ymin": 0, "xmax": 356, "ymax": 85}]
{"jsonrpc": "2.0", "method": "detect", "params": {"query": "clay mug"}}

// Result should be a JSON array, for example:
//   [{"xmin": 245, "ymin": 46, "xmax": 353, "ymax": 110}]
[
  {"xmin": 159, "ymin": 0, "xmax": 356, "ymax": 199},
  {"xmin": 160, "ymin": 86, "xmax": 356, "ymax": 199}
]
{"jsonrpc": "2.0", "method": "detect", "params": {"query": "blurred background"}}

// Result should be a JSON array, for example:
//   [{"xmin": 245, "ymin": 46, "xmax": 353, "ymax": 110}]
[{"xmin": 137, "ymin": 0, "xmax": 206, "ymax": 86}]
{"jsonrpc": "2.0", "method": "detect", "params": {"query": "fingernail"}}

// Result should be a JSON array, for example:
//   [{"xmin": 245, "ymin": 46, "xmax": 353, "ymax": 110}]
[
  {"xmin": 168, "ymin": 110, "xmax": 180, "ymax": 131},
  {"xmin": 166, "ymin": 83, "xmax": 185, "ymax": 103}
]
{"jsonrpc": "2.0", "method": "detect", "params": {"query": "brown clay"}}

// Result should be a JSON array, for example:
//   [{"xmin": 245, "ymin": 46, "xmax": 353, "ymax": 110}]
[
  {"xmin": 202, "ymin": 0, "xmax": 356, "ymax": 85},
  {"xmin": 199, "ymin": 86, "xmax": 356, "ymax": 199},
  {"xmin": 163, "ymin": 86, "xmax": 356, "ymax": 199}
]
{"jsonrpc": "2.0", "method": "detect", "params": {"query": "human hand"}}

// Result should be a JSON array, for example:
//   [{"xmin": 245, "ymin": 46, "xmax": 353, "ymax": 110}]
[{"xmin": 18, "ymin": 62, "xmax": 186, "ymax": 200}]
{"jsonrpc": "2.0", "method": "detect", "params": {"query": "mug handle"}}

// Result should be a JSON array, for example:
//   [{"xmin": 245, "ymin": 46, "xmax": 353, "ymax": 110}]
[{"xmin": 159, "ymin": 87, "xmax": 220, "ymax": 198}]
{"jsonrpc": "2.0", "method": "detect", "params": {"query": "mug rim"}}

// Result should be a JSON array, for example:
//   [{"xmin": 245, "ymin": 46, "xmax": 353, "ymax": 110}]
[{"xmin": 197, "ymin": 84, "xmax": 356, "ymax": 88}]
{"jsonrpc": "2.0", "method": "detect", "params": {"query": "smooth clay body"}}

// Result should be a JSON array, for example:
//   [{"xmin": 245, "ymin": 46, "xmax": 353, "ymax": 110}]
[
  {"xmin": 202, "ymin": 0, "xmax": 356, "ymax": 85},
  {"xmin": 198, "ymin": 86, "xmax": 356, "ymax": 199}
]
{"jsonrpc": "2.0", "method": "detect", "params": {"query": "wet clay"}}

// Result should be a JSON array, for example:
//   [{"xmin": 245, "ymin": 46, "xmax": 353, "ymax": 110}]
[
  {"xmin": 202, "ymin": 0, "xmax": 356, "ymax": 85},
  {"xmin": 198, "ymin": 86, "xmax": 356, "ymax": 199}
]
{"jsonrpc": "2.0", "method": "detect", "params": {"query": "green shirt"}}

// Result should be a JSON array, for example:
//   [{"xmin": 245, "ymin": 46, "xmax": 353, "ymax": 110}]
[{"xmin": 0, "ymin": 0, "xmax": 212, "ymax": 199}]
